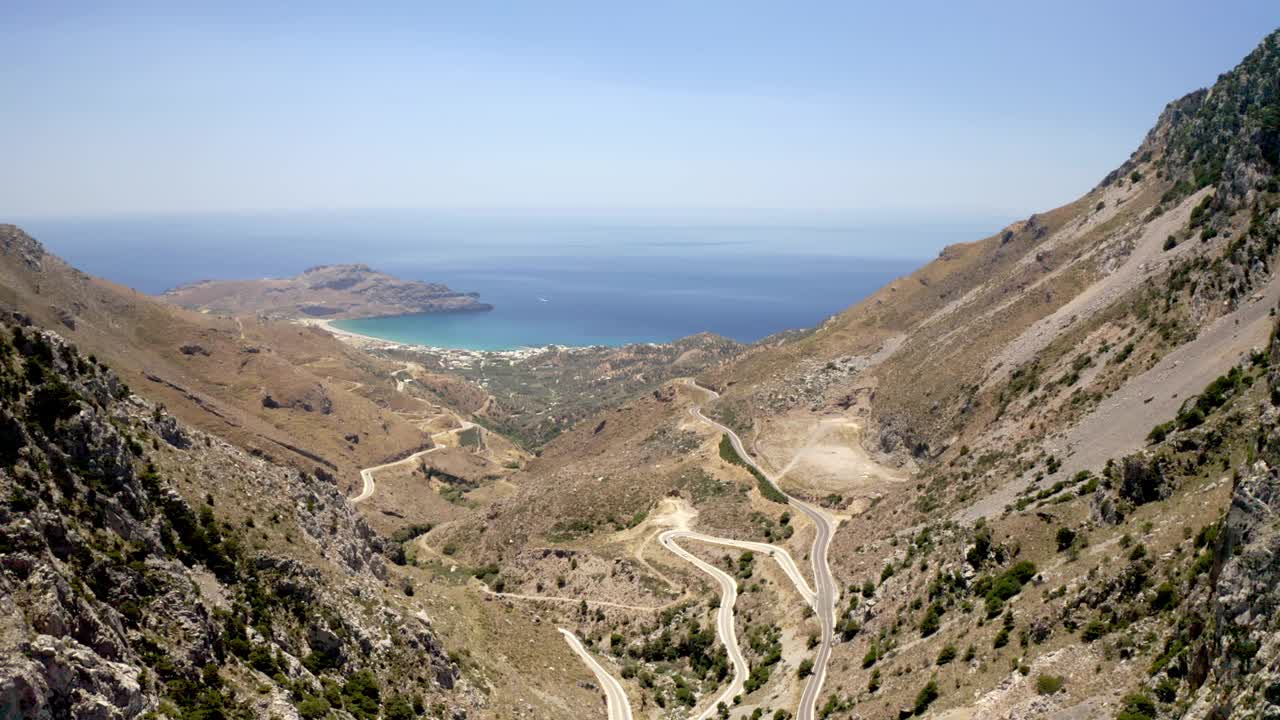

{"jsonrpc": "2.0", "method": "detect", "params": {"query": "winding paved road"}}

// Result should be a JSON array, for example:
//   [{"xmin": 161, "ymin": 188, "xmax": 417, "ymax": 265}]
[
  {"xmin": 403, "ymin": 376, "xmax": 838, "ymax": 719},
  {"xmin": 503, "ymin": 525, "xmax": 821, "ymax": 719},
  {"xmin": 557, "ymin": 380, "xmax": 840, "ymax": 720},
  {"xmin": 658, "ymin": 530, "xmax": 749, "ymax": 719},
  {"xmin": 559, "ymin": 628, "xmax": 634, "ymax": 720},
  {"xmin": 683, "ymin": 379, "xmax": 839, "ymax": 720},
  {"xmin": 663, "ymin": 530, "xmax": 817, "ymax": 609}
]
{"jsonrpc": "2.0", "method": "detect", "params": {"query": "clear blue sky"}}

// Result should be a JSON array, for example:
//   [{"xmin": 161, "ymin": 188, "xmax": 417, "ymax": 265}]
[{"xmin": 2, "ymin": 1, "xmax": 1276, "ymax": 219}]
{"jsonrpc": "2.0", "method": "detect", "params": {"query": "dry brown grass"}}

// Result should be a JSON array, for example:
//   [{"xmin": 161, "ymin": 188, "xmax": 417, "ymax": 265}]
[{"xmin": 0, "ymin": 240, "xmax": 449, "ymax": 495}]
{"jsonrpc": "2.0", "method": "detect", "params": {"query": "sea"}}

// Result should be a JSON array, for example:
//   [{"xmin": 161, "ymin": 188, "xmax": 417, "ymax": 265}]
[{"xmin": 17, "ymin": 211, "xmax": 1010, "ymax": 351}]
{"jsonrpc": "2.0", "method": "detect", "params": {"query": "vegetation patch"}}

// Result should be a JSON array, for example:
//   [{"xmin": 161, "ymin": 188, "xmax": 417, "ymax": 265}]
[{"xmin": 719, "ymin": 434, "xmax": 788, "ymax": 504}]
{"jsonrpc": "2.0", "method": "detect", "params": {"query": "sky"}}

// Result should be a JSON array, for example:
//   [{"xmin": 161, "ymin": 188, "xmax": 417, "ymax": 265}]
[{"xmin": 1, "ymin": 1, "xmax": 1277, "ymax": 219}]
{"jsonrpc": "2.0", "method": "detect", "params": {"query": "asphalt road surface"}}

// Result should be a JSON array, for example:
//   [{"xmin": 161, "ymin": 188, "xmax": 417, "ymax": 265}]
[
  {"xmin": 559, "ymin": 628, "xmax": 634, "ymax": 720},
  {"xmin": 685, "ymin": 379, "xmax": 839, "ymax": 720}
]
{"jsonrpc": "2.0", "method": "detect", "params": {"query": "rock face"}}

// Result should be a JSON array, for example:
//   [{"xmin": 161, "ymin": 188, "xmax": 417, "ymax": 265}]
[
  {"xmin": 1182, "ymin": 460, "xmax": 1280, "ymax": 718},
  {"xmin": 0, "ymin": 322, "xmax": 463, "ymax": 718},
  {"xmin": 161, "ymin": 263, "xmax": 493, "ymax": 320},
  {"xmin": 0, "ymin": 224, "xmax": 44, "ymax": 271}
]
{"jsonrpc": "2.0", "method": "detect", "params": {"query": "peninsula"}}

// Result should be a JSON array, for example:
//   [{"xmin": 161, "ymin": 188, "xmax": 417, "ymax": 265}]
[{"xmin": 160, "ymin": 263, "xmax": 493, "ymax": 319}]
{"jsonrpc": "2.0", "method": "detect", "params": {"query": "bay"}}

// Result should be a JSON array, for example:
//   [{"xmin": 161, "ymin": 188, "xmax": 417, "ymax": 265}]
[{"xmin": 18, "ymin": 211, "xmax": 1007, "ymax": 350}]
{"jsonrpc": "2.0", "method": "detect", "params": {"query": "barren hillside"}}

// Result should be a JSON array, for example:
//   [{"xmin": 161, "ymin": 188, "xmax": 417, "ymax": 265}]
[
  {"xmin": 430, "ymin": 29, "xmax": 1280, "ymax": 720},
  {"xmin": 4, "ymin": 27, "xmax": 1280, "ymax": 720},
  {"xmin": 0, "ymin": 229, "xmax": 460, "ymax": 496}
]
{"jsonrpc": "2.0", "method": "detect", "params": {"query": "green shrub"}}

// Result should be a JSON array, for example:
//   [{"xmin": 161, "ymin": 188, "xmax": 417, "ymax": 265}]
[
  {"xmin": 1056, "ymin": 527, "xmax": 1077, "ymax": 552},
  {"xmin": 297, "ymin": 696, "xmax": 331, "ymax": 720},
  {"xmin": 1177, "ymin": 406, "xmax": 1205, "ymax": 430},
  {"xmin": 1189, "ymin": 194, "xmax": 1213, "ymax": 227},
  {"xmin": 913, "ymin": 680, "xmax": 939, "ymax": 715},
  {"xmin": 1153, "ymin": 677, "xmax": 1178, "ymax": 703},
  {"xmin": 1115, "ymin": 692, "xmax": 1156, "ymax": 720},
  {"xmin": 1150, "ymin": 582, "xmax": 1177, "ymax": 612},
  {"xmin": 1081, "ymin": 620, "xmax": 1109, "ymax": 642},
  {"xmin": 390, "ymin": 523, "xmax": 433, "ymax": 544},
  {"xmin": 1147, "ymin": 422, "xmax": 1174, "ymax": 444},
  {"xmin": 936, "ymin": 645, "xmax": 956, "ymax": 666},
  {"xmin": 993, "ymin": 626, "xmax": 1010, "ymax": 648},
  {"xmin": 967, "ymin": 523, "xmax": 993, "ymax": 567},
  {"xmin": 30, "ymin": 379, "xmax": 82, "ymax": 433},
  {"xmin": 1036, "ymin": 674, "xmax": 1064, "ymax": 695},
  {"xmin": 383, "ymin": 695, "xmax": 416, "ymax": 720},
  {"xmin": 303, "ymin": 645, "xmax": 343, "ymax": 674},
  {"xmin": 248, "ymin": 646, "xmax": 279, "ymax": 675},
  {"xmin": 744, "ymin": 663, "xmax": 771, "ymax": 693},
  {"xmin": 719, "ymin": 435, "xmax": 788, "ymax": 504},
  {"xmin": 920, "ymin": 603, "xmax": 942, "ymax": 637},
  {"xmin": 341, "ymin": 670, "xmax": 380, "ymax": 720},
  {"xmin": 980, "ymin": 561, "xmax": 1037, "ymax": 617},
  {"xmin": 880, "ymin": 563, "xmax": 895, "ymax": 584}
]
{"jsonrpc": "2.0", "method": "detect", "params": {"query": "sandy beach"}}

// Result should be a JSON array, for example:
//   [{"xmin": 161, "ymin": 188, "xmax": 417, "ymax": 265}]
[{"xmin": 299, "ymin": 317, "xmax": 593, "ymax": 369}]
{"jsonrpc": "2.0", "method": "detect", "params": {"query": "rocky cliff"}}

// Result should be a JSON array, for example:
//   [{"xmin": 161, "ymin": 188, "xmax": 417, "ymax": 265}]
[
  {"xmin": 1180, "ymin": 460, "xmax": 1280, "ymax": 718},
  {"xmin": 0, "ymin": 315, "xmax": 465, "ymax": 719}
]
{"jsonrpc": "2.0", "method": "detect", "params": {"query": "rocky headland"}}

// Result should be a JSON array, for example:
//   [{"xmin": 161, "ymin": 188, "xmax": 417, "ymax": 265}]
[{"xmin": 161, "ymin": 263, "xmax": 492, "ymax": 320}]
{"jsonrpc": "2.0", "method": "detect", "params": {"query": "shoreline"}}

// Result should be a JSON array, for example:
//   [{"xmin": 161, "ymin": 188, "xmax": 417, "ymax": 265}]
[{"xmin": 300, "ymin": 318, "xmax": 603, "ymax": 363}]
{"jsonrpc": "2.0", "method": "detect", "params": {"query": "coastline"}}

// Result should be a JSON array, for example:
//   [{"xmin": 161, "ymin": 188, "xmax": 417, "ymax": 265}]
[
  {"xmin": 301, "ymin": 318, "xmax": 390, "ymax": 344},
  {"xmin": 300, "ymin": 318, "xmax": 598, "ymax": 366}
]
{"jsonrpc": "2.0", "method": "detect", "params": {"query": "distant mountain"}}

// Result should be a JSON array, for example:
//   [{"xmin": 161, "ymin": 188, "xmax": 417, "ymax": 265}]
[{"xmin": 160, "ymin": 263, "xmax": 493, "ymax": 320}]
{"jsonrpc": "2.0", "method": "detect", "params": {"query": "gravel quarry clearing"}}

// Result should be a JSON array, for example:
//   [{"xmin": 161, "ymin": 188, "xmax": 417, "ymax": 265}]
[{"xmin": 755, "ymin": 412, "xmax": 909, "ymax": 498}]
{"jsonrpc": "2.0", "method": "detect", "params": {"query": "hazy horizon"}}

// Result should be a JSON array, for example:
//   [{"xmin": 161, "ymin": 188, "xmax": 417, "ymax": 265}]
[
  {"xmin": 3, "ymin": 1, "xmax": 1276, "ymax": 219},
  {"xmin": 19, "ymin": 210, "xmax": 1007, "ymax": 295},
  {"xmin": 16, "ymin": 212, "xmax": 939, "ymax": 348}
]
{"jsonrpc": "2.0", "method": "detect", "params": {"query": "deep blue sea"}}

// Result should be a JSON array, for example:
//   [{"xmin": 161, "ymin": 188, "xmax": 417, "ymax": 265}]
[{"xmin": 17, "ymin": 212, "xmax": 1008, "ymax": 350}]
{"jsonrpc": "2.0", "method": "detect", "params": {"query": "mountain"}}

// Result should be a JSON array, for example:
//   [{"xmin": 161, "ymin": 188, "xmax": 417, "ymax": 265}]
[
  {"xmin": 4, "ymin": 27, "xmax": 1280, "ymax": 720},
  {"xmin": 0, "ymin": 227, "xmax": 469, "ymax": 497},
  {"xmin": 433, "ymin": 29, "xmax": 1280, "ymax": 720},
  {"xmin": 0, "ymin": 316, "xmax": 463, "ymax": 718},
  {"xmin": 0, "ymin": 260, "xmax": 624, "ymax": 718},
  {"xmin": 161, "ymin": 264, "xmax": 492, "ymax": 320}
]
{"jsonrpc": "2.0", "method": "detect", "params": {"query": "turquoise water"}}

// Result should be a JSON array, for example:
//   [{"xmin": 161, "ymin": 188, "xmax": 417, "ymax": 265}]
[
  {"xmin": 332, "ymin": 253, "xmax": 917, "ymax": 350},
  {"xmin": 20, "ymin": 212, "xmax": 1009, "ymax": 350}
]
